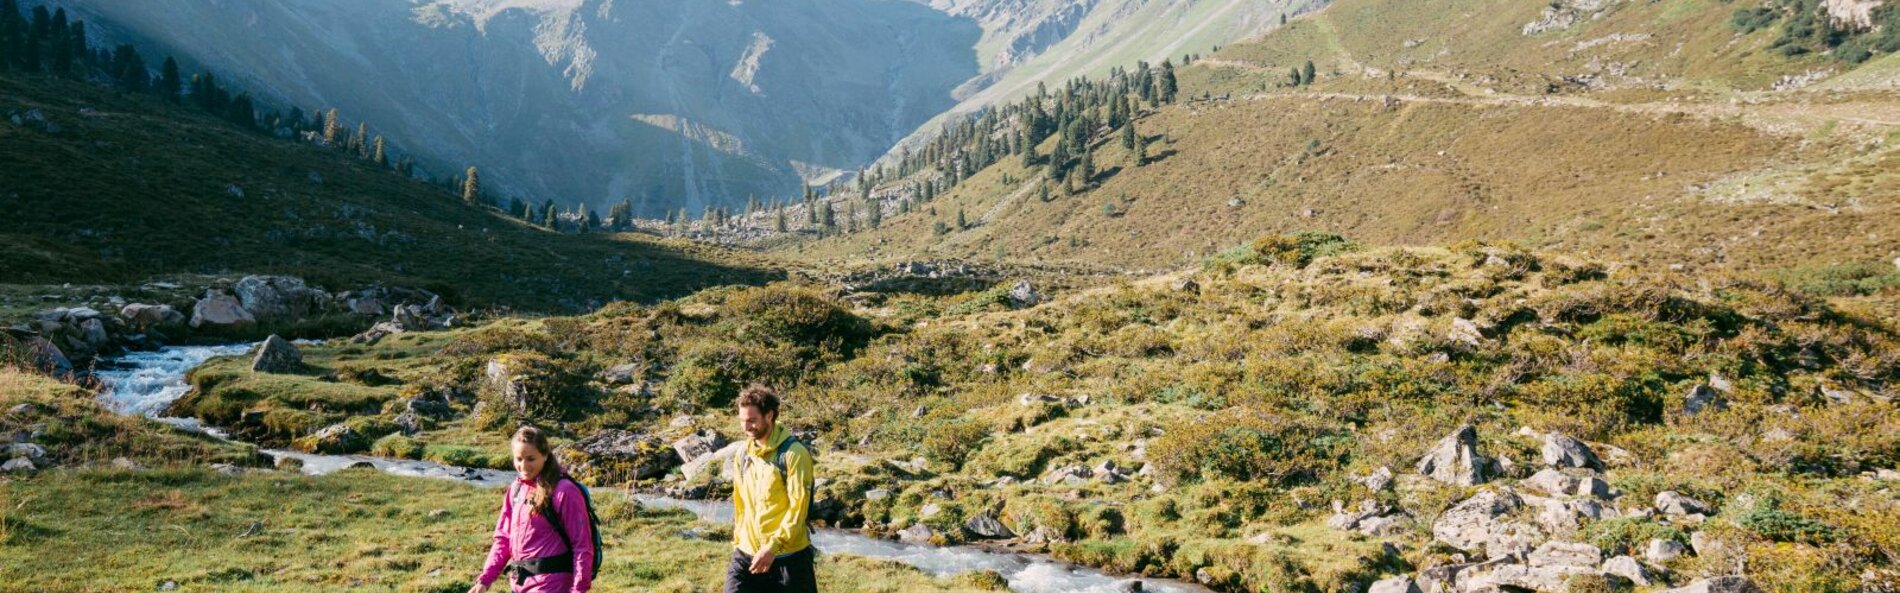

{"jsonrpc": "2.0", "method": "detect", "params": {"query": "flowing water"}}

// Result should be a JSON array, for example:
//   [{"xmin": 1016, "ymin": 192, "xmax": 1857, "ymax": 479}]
[{"xmin": 96, "ymin": 343, "xmax": 1212, "ymax": 593}]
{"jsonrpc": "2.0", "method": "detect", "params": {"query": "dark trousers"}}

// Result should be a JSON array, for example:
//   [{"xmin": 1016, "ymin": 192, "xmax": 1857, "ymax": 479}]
[{"xmin": 725, "ymin": 547, "xmax": 818, "ymax": 593}]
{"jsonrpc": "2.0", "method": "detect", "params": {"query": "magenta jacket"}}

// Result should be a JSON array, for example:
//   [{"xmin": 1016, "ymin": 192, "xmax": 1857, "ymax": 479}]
[{"xmin": 477, "ymin": 476, "xmax": 597, "ymax": 593}]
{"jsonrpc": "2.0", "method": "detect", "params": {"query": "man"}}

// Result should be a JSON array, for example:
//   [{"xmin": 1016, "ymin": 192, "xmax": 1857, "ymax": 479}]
[{"xmin": 727, "ymin": 384, "xmax": 818, "ymax": 593}]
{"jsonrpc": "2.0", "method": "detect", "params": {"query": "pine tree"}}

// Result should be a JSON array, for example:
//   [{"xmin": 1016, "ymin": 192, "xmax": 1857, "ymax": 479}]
[
  {"xmin": 578, "ymin": 206, "xmax": 593, "ymax": 233},
  {"xmin": 509, "ymin": 197, "xmax": 527, "ymax": 220},
  {"xmin": 866, "ymin": 198, "xmax": 882, "ymax": 229},
  {"xmin": 1021, "ymin": 132, "xmax": 1040, "ymax": 167},
  {"xmin": 227, "ymin": 93, "xmax": 255, "ymax": 129},
  {"xmin": 1134, "ymin": 136, "xmax": 1147, "ymax": 166},
  {"xmin": 775, "ymin": 208, "xmax": 788, "ymax": 233},
  {"xmin": 322, "ymin": 109, "xmax": 341, "ymax": 147},
  {"xmin": 1158, "ymin": 59, "xmax": 1178, "ymax": 103},
  {"xmin": 955, "ymin": 208, "xmax": 968, "ymax": 230},
  {"xmin": 462, "ymin": 166, "xmax": 480, "ymax": 206},
  {"xmin": 1038, "ymin": 183, "xmax": 1051, "ymax": 203},
  {"xmin": 1121, "ymin": 122, "xmax": 1137, "ymax": 151},
  {"xmin": 47, "ymin": 8, "xmax": 67, "ymax": 75},
  {"xmin": 157, "ymin": 57, "xmax": 182, "ymax": 103},
  {"xmin": 66, "ymin": 19, "xmax": 83, "ymax": 68},
  {"xmin": 354, "ymin": 122, "xmax": 370, "ymax": 159},
  {"xmin": 844, "ymin": 201, "xmax": 857, "ymax": 233},
  {"xmin": 372, "ymin": 136, "xmax": 387, "ymax": 167},
  {"xmin": 542, "ymin": 199, "xmax": 558, "ymax": 229},
  {"xmin": 820, "ymin": 201, "xmax": 836, "ymax": 234},
  {"xmin": 1302, "ymin": 60, "xmax": 1316, "ymax": 86},
  {"xmin": 1289, "ymin": 67, "xmax": 1303, "ymax": 86},
  {"xmin": 110, "ymin": 44, "xmax": 144, "ymax": 91},
  {"xmin": 1080, "ymin": 148, "xmax": 1095, "ymax": 182}
]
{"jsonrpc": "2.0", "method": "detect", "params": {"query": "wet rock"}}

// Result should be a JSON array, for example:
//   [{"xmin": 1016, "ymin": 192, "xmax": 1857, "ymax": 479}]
[
  {"xmin": 1602, "ymin": 555, "xmax": 1656, "ymax": 586},
  {"xmin": 897, "ymin": 523, "xmax": 935, "ymax": 545},
  {"xmin": 1664, "ymin": 576, "xmax": 1765, "ymax": 593},
  {"xmin": 1645, "ymin": 538, "xmax": 1686, "ymax": 563},
  {"xmin": 190, "ymin": 290, "xmax": 256, "ymax": 328},
  {"xmin": 1655, "ymin": 491, "xmax": 1711, "ymax": 516},
  {"xmin": 560, "ymin": 429, "xmax": 679, "ymax": 483},
  {"xmin": 233, "ymin": 275, "xmax": 325, "ymax": 323},
  {"xmin": 250, "ymin": 335, "xmax": 303, "ymax": 373},
  {"xmin": 295, "ymin": 423, "xmax": 366, "ymax": 454},
  {"xmin": 1541, "ymin": 432, "xmax": 1602, "ymax": 469},
  {"xmin": 1684, "ymin": 384, "xmax": 1727, "ymax": 417},
  {"xmin": 1417, "ymin": 425, "xmax": 1489, "ymax": 486},
  {"xmin": 965, "ymin": 513, "xmax": 1014, "ymax": 539},
  {"xmin": 121, "ymin": 303, "xmax": 185, "ymax": 330}
]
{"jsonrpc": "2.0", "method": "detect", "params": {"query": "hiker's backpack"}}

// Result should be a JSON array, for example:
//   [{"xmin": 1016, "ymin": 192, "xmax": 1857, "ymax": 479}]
[
  {"xmin": 511, "ymin": 477, "xmax": 605, "ymax": 570},
  {"xmin": 740, "ymin": 436, "xmax": 818, "ymax": 519}
]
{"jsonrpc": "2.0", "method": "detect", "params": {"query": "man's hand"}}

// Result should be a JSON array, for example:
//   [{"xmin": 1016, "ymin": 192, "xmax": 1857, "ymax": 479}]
[{"xmin": 748, "ymin": 547, "xmax": 775, "ymax": 574}]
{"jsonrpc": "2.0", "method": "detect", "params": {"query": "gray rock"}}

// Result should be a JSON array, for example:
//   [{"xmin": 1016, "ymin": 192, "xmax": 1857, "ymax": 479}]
[
  {"xmin": 250, "ymin": 335, "xmax": 303, "ymax": 373},
  {"xmin": 1655, "ymin": 491, "xmax": 1711, "ymax": 516},
  {"xmin": 1042, "ymin": 464, "xmax": 1094, "ymax": 485},
  {"xmin": 121, "ymin": 303, "xmax": 185, "ymax": 329},
  {"xmin": 561, "ymin": 429, "xmax": 680, "ymax": 483},
  {"xmin": 897, "ymin": 523, "xmax": 935, "ymax": 545},
  {"xmin": 1602, "ymin": 555, "xmax": 1656, "ymax": 586},
  {"xmin": 190, "ymin": 290, "xmax": 256, "ymax": 328},
  {"xmin": 1366, "ymin": 576, "xmax": 1421, "ymax": 593},
  {"xmin": 1008, "ymin": 279, "xmax": 1040, "ymax": 308},
  {"xmin": 919, "ymin": 503, "xmax": 942, "ymax": 519},
  {"xmin": 350, "ymin": 320, "xmax": 406, "ymax": 344},
  {"xmin": 233, "ymin": 275, "xmax": 324, "ymax": 322},
  {"xmin": 79, "ymin": 318, "xmax": 109, "ymax": 348},
  {"xmin": 1361, "ymin": 466, "xmax": 1395, "ymax": 492},
  {"xmin": 1528, "ymin": 541, "xmax": 1602, "ymax": 568},
  {"xmin": 1690, "ymin": 531, "xmax": 1729, "ymax": 557},
  {"xmin": 2, "ymin": 457, "xmax": 35, "ymax": 473},
  {"xmin": 1417, "ymin": 425, "xmax": 1489, "ymax": 486},
  {"xmin": 111, "ymin": 456, "xmax": 146, "ymax": 471},
  {"xmin": 1470, "ymin": 562, "xmax": 1596, "ymax": 592},
  {"xmin": 300, "ymin": 423, "xmax": 364, "ymax": 454},
  {"xmin": 1684, "ymin": 384, "xmax": 1727, "ymax": 416},
  {"xmin": 672, "ymin": 429, "xmax": 730, "ymax": 464},
  {"xmin": 1664, "ymin": 576, "xmax": 1764, "ymax": 593},
  {"xmin": 1541, "ymin": 432, "xmax": 1602, "ymax": 469},
  {"xmin": 1523, "ymin": 468, "xmax": 1579, "ymax": 497},
  {"xmin": 347, "ymin": 294, "xmax": 388, "ymax": 316},
  {"xmin": 1645, "ymin": 538, "xmax": 1686, "ymax": 562},
  {"xmin": 597, "ymin": 363, "xmax": 641, "ymax": 385},
  {"xmin": 6, "ymin": 403, "xmax": 36, "ymax": 417},
  {"xmin": 681, "ymin": 441, "xmax": 744, "ymax": 484},
  {"xmin": 1575, "ymin": 476, "xmax": 1615, "ymax": 499},
  {"xmin": 1449, "ymin": 317, "xmax": 1485, "ymax": 348},
  {"xmin": 21, "ymin": 336, "xmax": 71, "ymax": 375},
  {"xmin": 1432, "ymin": 488, "xmax": 1541, "ymax": 558},
  {"xmin": 965, "ymin": 513, "xmax": 1014, "ymax": 539},
  {"xmin": 6, "ymin": 443, "xmax": 46, "ymax": 460},
  {"xmin": 865, "ymin": 488, "xmax": 892, "ymax": 501},
  {"xmin": 1355, "ymin": 515, "xmax": 1408, "ymax": 537}
]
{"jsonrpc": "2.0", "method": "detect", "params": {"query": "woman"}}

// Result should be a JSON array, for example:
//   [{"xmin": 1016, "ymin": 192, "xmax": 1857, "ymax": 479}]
[{"xmin": 469, "ymin": 426, "xmax": 596, "ymax": 593}]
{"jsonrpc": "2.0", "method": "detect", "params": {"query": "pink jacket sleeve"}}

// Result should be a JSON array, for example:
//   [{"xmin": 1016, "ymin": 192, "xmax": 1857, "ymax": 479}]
[
  {"xmin": 555, "ymin": 481, "xmax": 597, "ymax": 592},
  {"xmin": 477, "ymin": 486, "xmax": 514, "ymax": 587}
]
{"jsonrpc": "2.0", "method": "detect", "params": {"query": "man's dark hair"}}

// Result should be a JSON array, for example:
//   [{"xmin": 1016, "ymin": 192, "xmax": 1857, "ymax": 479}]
[{"xmin": 737, "ymin": 383, "xmax": 780, "ymax": 418}]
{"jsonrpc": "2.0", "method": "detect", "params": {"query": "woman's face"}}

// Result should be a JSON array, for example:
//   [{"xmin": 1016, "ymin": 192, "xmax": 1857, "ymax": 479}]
[{"xmin": 512, "ymin": 440, "xmax": 546, "ymax": 481}]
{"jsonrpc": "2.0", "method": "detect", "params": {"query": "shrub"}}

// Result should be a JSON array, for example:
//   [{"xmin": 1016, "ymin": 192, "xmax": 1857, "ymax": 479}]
[
  {"xmin": 919, "ymin": 417, "xmax": 991, "ymax": 470},
  {"xmin": 718, "ymin": 284, "xmax": 872, "ymax": 353},
  {"xmin": 1149, "ymin": 412, "xmax": 1346, "ymax": 485}
]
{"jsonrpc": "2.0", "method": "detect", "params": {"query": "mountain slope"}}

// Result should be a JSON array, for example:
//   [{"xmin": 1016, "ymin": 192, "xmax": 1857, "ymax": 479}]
[
  {"xmin": 783, "ymin": 0, "xmax": 1900, "ymax": 282},
  {"xmin": 52, "ymin": 0, "xmax": 980, "ymax": 217},
  {"xmin": 0, "ymin": 73, "xmax": 782, "ymax": 311}
]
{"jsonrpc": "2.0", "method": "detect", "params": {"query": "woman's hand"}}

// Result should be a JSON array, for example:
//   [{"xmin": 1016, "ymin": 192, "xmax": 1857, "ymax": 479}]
[{"xmin": 467, "ymin": 583, "xmax": 488, "ymax": 593}]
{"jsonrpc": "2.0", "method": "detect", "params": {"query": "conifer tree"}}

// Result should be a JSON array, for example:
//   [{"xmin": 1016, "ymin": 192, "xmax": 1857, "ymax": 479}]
[
  {"xmin": 775, "ymin": 208, "xmax": 788, "ymax": 233},
  {"xmin": 1303, "ymin": 60, "xmax": 1316, "ymax": 86},
  {"xmin": 354, "ymin": 122, "xmax": 370, "ymax": 159},
  {"xmin": 543, "ymin": 199, "xmax": 558, "ymax": 229},
  {"xmin": 322, "ymin": 108, "xmax": 341, "ymax": 147},
  {"xmin": 955, "ymin": 207, "xmax": 967, "ymax": 230},
  {"xmin": 1158, "ymin": 60, "xmax": 1177, "ymax": 103},
  {"xmin": 462, "ymin": 166, "xmax": 480, "ymax": 206},
  {"xmin": 372, "ymin": 136, "xmax": 387, "ymax": 167},
  {"xmin": 157, "ymin": 57, "xmax": 182, "ymax": 103},
  {"xmin": 1121, "ymin": 121, "xmax": 1137, "ymax": 151}
]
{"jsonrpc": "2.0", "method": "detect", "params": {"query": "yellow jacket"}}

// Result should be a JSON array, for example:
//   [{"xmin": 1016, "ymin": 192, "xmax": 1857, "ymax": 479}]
[{"xmin": 732, "ymin": 425, "xmax": 814, "ymax": 557}]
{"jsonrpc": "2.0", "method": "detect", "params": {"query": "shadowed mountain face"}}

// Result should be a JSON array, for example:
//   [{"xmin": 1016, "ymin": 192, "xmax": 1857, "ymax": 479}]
[{"xmin": 58, "ymin": 0, "xmax": 980, "ymax": 217}]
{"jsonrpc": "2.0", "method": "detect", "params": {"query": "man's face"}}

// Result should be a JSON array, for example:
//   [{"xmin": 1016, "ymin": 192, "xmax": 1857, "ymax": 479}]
[{"xmin": 739, "ymin": 404, "xmax": 775, "ymax": 441}]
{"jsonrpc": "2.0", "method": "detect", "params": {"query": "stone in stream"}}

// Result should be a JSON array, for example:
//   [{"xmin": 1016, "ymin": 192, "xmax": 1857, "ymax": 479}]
[
  {"xmin": 190, "ymin": 290, "xmax": 256, "ymax": 328},
  {"xmin": 964, "ymin": 513, "xmax": 1014, "ymax": 539},
  {"xmin": 897, "ymin": 523, "xmax": 935, "ymax": 545}
]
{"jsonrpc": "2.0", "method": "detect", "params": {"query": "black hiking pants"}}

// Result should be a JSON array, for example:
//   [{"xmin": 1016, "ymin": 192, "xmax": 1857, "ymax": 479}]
[{"xmin": 724, "ymin": 547, "xmax": 818, "ymax": 593}]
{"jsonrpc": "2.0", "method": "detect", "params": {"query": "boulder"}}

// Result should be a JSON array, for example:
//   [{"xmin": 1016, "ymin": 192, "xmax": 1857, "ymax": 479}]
[
  {"xmin": 7, "ymin": 443, "xmax": 46, "ymax": 460},
  {"xmin": 672, "ymin": 429, "xmax": 730, "ymax": 464},
  {"xmin": 250, "ymin": 335, "xmax": 303, "ymax": 373},
  {"xmin": 1602, "ymin": 555, "xmax": 1656, "ymax": 586},
  {"xmin": 965, "ymin": 513, "xmax": 1014, "ymax": 539},
  {"xmin": 1529, "ymin": 541, "xmax": 1602, "ymax": 568},
  {"xmin": 1523, "ymin": 468, "xmax": 1580, "ymax": 497},
  {"xmin": 1448, "ymin": 317, "xmax": 1485, "ymax": 348},
  {"xmin": 1469, "ymin": 562, "xmax": 1597, "ymax": 592},
  {"xmin": 1366, "ymin": 577, "xmax": 1421, "ymax": 593},
  {"xmin": 2, "ymin": 457, "xmax": 36, "ymax": 473},
  {"xmin": 190, "ymin": 291, "xmax": 256, "ymax": 328},
  {"xmin": 680, "ymin": 441, "xmax": 744, "ymax": 484},
  {"xmin": 79, "ymin": 318, "xmax": 109, "ymax": 349},
  {"xmin": 1655, "ymin": 491, "xmax": 1712, "ymax": 516},
  {"xmin": 121, "ymin": 303, "xmax": 185, "ymax": 329},
  {"xmin": 864, "ymin": 488, "xmax": 891, "ymax": 501},
  {"xmin": 1645, "ymin": 538, "xmax": 1686, "ymax": 563},
  {"xmin": 1664, "ymin": 576, "xmax": 1765, "ymax": 593},
  {"xmin": 294, "ymin": 423, "xmax": 366, "ymax": 454},
  {"xmin": 1361, "ymin": 466, "xmax": 1395, "ymax": 492},
  {"xmin": 351, "ymin": 321, "xmax": 406, "ymax": 344},
  {"xmin": 1541, "ymin": 432, "xmax": 1602, "ymax": 469},
  {"xmin": 394, "ymin": 303, "xmax": 431, "ymax": 331},
  {"xmin": 1684, "ymin": 384, "xmax": 1727, "ymax": 417},
  {"xmin": 560, "ymin": 429, "xmax": 679, "ymax": 483},
  {"xmin": 233, "ymin": 275, "xmax": 324, "ymax": 322},
  {"xmin": 898, "ymin": 523, "xmax": 935, "ymax": 545},
  {"xmin": 1008, "ymin": 279, "xmax": 1040, "ymax": 308},
  {"xmin": 1433, "ymin": 488, "xmax": 1542, "ymax": 558},
  {"xmin": 1417, "ymin": 425, "xmax": 1489, "ymax": 486},
  {"xmin": 111, "ymin": 457, "xmax": 147, "ymax": 471},
  {"xmin": 22, "ymin": 336, "xmax": 72, "ymax": 375},
  {"xmin": 597, "ymin": 363, "xmax": 641, "ymax": 385},
  {"xmin": 1575, "ymin": 476, "xmax": 1615, "ymax": 499}
]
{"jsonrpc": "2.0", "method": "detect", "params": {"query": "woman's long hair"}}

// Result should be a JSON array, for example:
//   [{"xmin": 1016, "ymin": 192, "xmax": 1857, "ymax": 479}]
[{"xmin": 513, "ymin": 426, "xmax": 565, "ymax": 517}]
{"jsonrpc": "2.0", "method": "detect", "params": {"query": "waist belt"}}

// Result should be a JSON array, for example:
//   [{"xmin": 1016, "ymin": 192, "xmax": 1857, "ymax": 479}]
[{"xmin": 507, "ymin": 552, "xmax": 574, "ymax": 586}]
